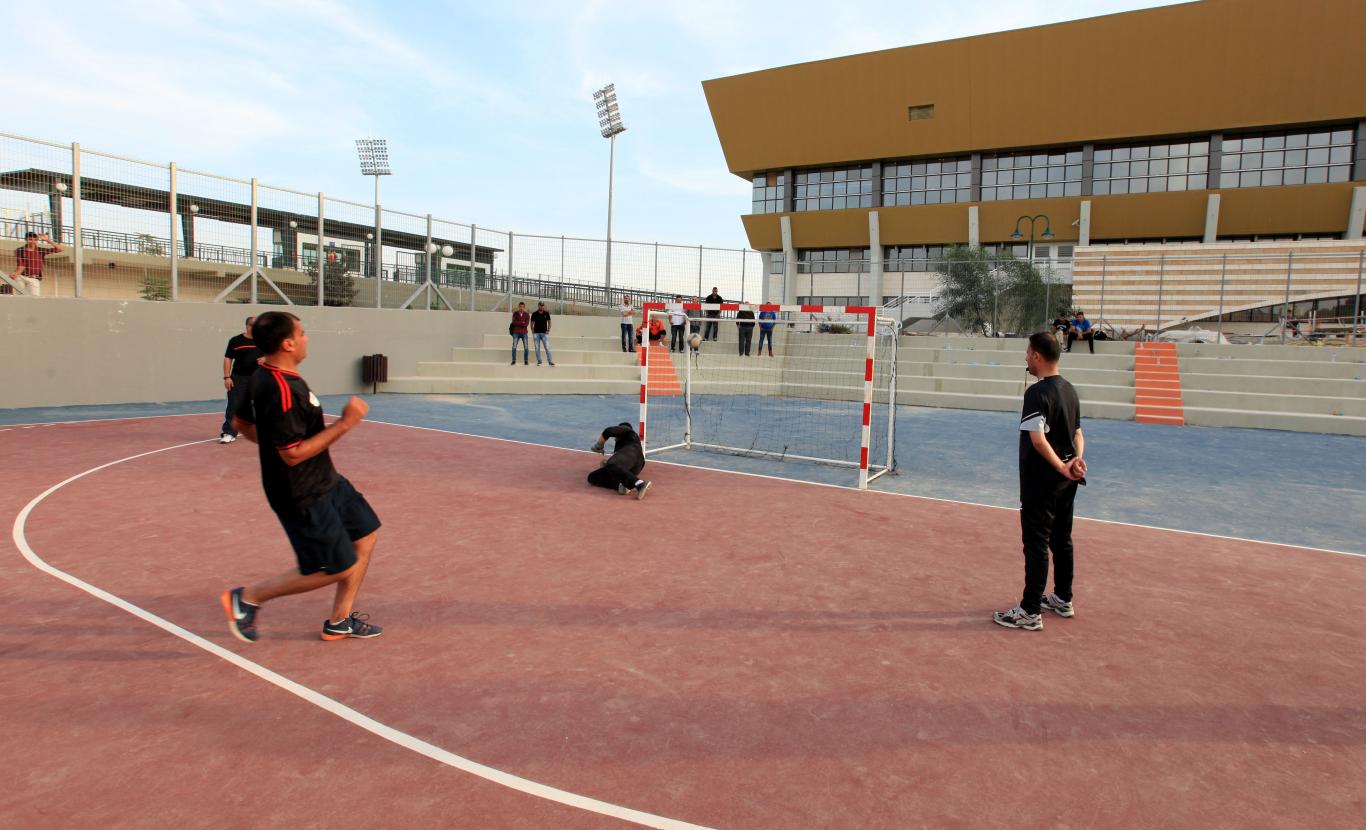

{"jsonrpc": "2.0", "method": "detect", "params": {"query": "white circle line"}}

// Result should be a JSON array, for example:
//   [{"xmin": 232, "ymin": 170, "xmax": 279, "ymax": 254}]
[{"xmin": 9, "ymin": 438, "xmax": 715, "ymax": 830}]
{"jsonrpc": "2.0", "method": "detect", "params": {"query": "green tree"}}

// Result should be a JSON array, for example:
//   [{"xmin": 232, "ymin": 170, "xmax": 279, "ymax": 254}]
[
  {"xmin": 934, "ymin": 246, "xmax": 1073, "ymax": 336},
  {"xmin": 934, "ymin": 245, "xmax": 998, "ymax": 335},
  {"xmin": 308, "ymin": 255, "xmax": 356, "ymax": 307}
]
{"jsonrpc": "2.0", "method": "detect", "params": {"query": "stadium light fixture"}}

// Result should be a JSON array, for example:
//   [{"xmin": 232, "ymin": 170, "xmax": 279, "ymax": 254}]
[
  {"xmin": 356, "ymin": 138, "xmax": 392, "ymax": 279},
  {"xmin": 592, "ymin": 83, "xmax": 627, "ymax": 292}
]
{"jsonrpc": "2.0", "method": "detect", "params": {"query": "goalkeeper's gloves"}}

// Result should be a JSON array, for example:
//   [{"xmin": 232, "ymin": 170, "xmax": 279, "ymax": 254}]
[{"xmin": 591, "ymin": 440, "xmax": 605, "ymax": 453}]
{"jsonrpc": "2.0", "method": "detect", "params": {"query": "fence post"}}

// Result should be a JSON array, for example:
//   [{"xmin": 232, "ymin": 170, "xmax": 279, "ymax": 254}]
[
  {"xmin": 653, "ymin": 242, "xmax": 658, "ymax": 294},
  {"xmin": 374, "ymin": 204, "xmax": 383, "ymax": 309},
  {"xmin": 1351, "ymin": 251, "xmax": 1364, "ymax": 346},
  {"xmin": 740, "ymin": 249, "xmax": 746, "ymax": 302},
  {"xmin": 424, "ymin": 213, "xmax": 433, "ymax": 309},
  {"xmin": 316, "ymin": 193, "xmax": 325, "ymax": 307},
  {"xmin": 697, "ymin": 245, "xmax": 703, "ymax": 297},
  {"xmin": 1154, "ymin": 254, "xmax": 1166, "ymax": 337},
  {"xmin": 469, "ymin": 223, "xmax": 477, "ymax": 312},
  {"xmin": 168, "ymin": 162, "xmax": 178, "ymax": 301},
  {"xmin": 71, "ymin": 142, "xmax": 83, "ymax": 297},
  {"xmin": 506, "ymin": 231, "xmax": 515, "ymax": 308},
  {"xmin": 1215, "ymin": 253, "xmax": 1227, "ymax": 343},
  {"xmin": 1280, "ymin": 252, "xmax": 1294, "ymax": 344},
  {"xmin": 559, "ymin": 234, "xmax": 566, "ymax": 315},
  {"xmin": 249, "ymin": 178, "xmax": 259, "ymax": 304}
]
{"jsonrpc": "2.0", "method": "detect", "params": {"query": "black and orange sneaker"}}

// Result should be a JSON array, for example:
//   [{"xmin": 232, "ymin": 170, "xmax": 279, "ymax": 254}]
[
  {"xmin": 322, "ymin": 612, "xmax": 383, "ymax": 641},
  {"xmin": 221, "ymin": 587, "xmax": 259, "ymax": 643}
]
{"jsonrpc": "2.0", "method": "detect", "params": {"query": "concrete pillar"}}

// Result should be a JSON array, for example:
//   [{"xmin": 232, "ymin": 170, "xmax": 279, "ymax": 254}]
[
  {"xmin": 1078, "ymin": 200, "xmax": 1092, "ymax": 246},
  {"xmin": 1348, "ymin": 186, "xmax": 1366, "ymax": 240},
  {"xmin": 780, "ymin": 215, "xmax": 797, "ymax": 305},
  {"xmin": 1204, "ymin": 193, "xmax": 1221, "ymax": 243},
  {"xmin": 760, "ymin": 252, "xmax": 775, "ymax": 303},
  {"xmin": 967, "ymin": 205, "xmax": 980, "ymax": 247},
  {"xmin": 868, "ymin": 210, "xmax": 883, "ymax": 307}
]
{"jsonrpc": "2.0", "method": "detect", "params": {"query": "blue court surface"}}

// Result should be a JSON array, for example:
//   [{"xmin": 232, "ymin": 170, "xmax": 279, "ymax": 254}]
[{"xmin": 3, "ymin": 393, "xmax": 1362, "ymax": 554}]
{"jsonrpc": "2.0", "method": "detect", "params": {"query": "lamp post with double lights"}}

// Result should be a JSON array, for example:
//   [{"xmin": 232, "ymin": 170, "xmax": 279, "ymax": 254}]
[
  {"xmin": 356, "ymin": 139, "xmax": 391, "ymax": 280},
  {"xmin": 593, "ymin": 83, "xmax": 626, "ymax": 294},
  {"xmin": 1011, "ymin": 214, "xmax": 1055, "ymax": 328}
]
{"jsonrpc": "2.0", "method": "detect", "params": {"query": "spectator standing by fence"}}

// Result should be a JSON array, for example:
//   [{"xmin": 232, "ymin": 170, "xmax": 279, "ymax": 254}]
[
  {"xmin": 667, "ymin": 294, "xmax": 686, "ymax": 353},
  {"xmin": 8, "ymin": 232, "xmax": 63, "ymax": 297},
  {"xmin": 220, "ymin": 315, "xmax": 259, "ymax": 444},
  {"xmin": 510, "ymin": 302, "xmax": 530, "ymax": 365},
  {"xmin": 703, "ymin": 287, "xmax": 724, "ymax": 341},
  {"xmin": 757, "ymin": 308, "xmax": 777, "ymax": 356},
  {"xmin": 736, "ymin": 305, "xmax": 756, "ymax": 356},
  {"xmin": 531, "ymin": 301, "xmax": 555, "ymax": 366},
  {"xmin": 618, "ymin": 295, "xmax": 635, "ymax": 353}
]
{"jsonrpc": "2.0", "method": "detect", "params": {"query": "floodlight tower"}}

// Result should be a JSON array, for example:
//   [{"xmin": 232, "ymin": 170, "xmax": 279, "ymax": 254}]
[
  {"xmin": 356, "ymin": 138, "xmax": 391, "ymax": 279},
  {"xmin": 593, "ymin": 84, "xmax": 627, "ymax": 293}
]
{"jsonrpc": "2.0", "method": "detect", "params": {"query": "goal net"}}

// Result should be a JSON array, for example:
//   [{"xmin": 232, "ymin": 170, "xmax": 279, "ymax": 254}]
[{"xmin": 639, "ymin": 303, "xmax": 898, "ymax": 489}]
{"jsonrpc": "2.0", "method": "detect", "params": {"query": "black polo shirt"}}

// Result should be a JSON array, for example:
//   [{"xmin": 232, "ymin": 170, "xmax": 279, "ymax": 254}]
[
  {"xmin": 225, "ymin": 334, "xmax": 260, "ymax": 376},
  {"xmin": 1018, "ymin": 375, "xmax": 1082, "ymax": 493},
  {"xmin": 236, "ymin": 366, "xmax": 338, "ymax": 514},
  {"xmin": 531, "ymin": 309, "xmax": 551, "ymax": 334},
  {"xmin": 602, "ymin": 424, "xmax": 644, "ymax": 476}
]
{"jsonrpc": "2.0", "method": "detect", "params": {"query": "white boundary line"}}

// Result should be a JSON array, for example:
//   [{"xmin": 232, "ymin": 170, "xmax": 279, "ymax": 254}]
[
  {"xmin": 0, "ymin": 410, "xmax": 217, "ymax": 429},
  {"xmin": 366, "ymin": 419, "xmax": 1366, "ymax": 561},
  {"xmin": 9, "ymin": 439, "xmax": 714, "ymax": 830}
]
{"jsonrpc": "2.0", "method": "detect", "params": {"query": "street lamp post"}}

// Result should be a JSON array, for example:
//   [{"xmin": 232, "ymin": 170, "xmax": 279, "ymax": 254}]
[
  {"xmin": 1011, "ymin": 214, "xmax": 1054, "ymax": 329},
  {"xmin": 593, "ymin": 83, "xmax": 627, "ymax": 295},
  {"xmin": 356, "ymin": 139, "xmax": 391, "ymax": 281}
]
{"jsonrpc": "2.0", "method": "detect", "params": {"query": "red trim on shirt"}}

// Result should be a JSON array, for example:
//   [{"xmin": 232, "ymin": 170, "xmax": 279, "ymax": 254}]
[
  {"xmin": 259, "ymin": 363, "xmax": 300, "ymax": 376},
  {"xmin": 279, "ymin": 440, "xmax": 302, "ymax": 449},
  {"xmin": 271, "ymin": 371, "xmax": 293, "ymax": 412}
]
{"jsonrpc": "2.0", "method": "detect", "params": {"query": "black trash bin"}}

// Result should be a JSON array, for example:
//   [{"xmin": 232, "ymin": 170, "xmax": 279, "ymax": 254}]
[{"xmin": 361, "ymin": 353, "xmax": 388, "ymax": 394}]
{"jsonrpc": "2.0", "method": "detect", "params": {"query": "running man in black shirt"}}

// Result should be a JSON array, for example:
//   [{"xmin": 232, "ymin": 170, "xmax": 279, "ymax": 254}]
[
  {"xmin": 587, "ymin": 422, "xmax": 651, "ymax": 500},
  {"xmin": 994, "ymin": 331, "xmax": 1086, "ymax": 631},
  {"xmin": 220, "ymin": 316, "xmax": 258, "ymax": 444},
  {"xmin": 220, "ymin": 311, "xmax": 384, "ymax": 642}
]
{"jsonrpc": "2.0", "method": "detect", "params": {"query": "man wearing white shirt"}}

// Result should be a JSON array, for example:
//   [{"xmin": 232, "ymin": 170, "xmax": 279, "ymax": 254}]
[
  {"xmin": 617, "ymin": 295, "xmax": 635, "ymax": 353},
  {"xmin": 666, "ymin": 294, "xmax": 687, "ymax": 353}
]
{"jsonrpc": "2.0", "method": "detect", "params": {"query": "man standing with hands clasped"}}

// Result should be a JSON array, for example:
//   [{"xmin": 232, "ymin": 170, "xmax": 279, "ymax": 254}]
[
  {"xmin": 221, "ymin": 311, "xmax": 384, "ymax": 643},
  {"xmin": 220, "ymin": 315, "xmax": 258, "ymax": 444},
  {"xmin": 994, "ymin": 332, "xmax": 1086, "ymax": 631}
]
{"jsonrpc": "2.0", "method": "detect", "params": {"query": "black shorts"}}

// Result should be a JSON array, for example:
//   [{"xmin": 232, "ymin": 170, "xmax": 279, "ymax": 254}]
[{"xmin": 275, "ymin": 476, "xmax": 381, "ymax": 575}]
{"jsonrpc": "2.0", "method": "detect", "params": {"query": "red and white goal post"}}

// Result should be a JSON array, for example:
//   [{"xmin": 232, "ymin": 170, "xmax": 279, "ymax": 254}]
[{"xmin": 637, "ymin": 302, "xmax": 899, "ymax": 490}]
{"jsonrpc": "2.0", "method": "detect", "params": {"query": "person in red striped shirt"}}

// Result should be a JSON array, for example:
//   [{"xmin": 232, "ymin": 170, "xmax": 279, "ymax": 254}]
[
  {"xmin": 220, "ymin": 311, "xmax": 384, "ymax": 643},
  {"xmin": 8, "ymin": 232, "xmax": 63, "ymax": 296}
]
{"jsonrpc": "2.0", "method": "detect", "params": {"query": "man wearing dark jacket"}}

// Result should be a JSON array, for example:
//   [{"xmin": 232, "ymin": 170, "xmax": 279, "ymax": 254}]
[
  {"xmin": 703, "ymin": 287, "xmax": 724, "ymax": 341},
  {"xmin": 510, "ymin": 302, "xmax": 530, "ymax": 365},
  {"xmin": 587, "ymin": 422, "xmax": 652, "ymax": 500},
  {"xmin": 736, "ymin": 306, "xmax": 756, "ymax": 356}
]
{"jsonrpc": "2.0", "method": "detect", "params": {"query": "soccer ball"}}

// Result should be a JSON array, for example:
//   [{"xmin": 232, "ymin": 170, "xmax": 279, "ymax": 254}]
[{"xmin": 687, "ymin": 332, "xmax": 703, "ymax": 349}]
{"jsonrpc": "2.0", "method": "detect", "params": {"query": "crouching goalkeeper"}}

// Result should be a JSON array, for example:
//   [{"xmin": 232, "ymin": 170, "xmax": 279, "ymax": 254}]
[{"xmin": 588, "ymin": 422, "xmax": 652, "ymax": 500}]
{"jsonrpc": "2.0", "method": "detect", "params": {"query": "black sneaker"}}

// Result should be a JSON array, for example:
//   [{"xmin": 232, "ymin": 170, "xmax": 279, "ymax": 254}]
[
  {"xmin": 322, "ymin": 612, "xmax": 383, "ymax": 641},
  {"xmin": 1041, "ymin": 593, "xmax": 1075, "ymax": 618},
  {"xmin": 992, "ymin": 606, "xmax": 1042, "ymax": 630},
  {"xmin": 635, "ymin": 480, "xmax": 652, "ymax": 500},
  {"xmin": 220, "ymin": 587, "xmax": 259, "ymax": 643}
]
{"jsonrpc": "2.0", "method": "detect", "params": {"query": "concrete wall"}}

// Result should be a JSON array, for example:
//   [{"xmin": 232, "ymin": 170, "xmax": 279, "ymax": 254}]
[{"xmin": 0, "ymin": 298, "xmax": 628, "ymax": 410}]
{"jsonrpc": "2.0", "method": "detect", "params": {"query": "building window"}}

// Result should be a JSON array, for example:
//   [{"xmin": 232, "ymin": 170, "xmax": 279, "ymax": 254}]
[
  {"xmin": 882, "ymin": 157, "xmax": 971, "ymax": 206},
  {"xmin": 981, "ymin": 149, "xmax": 1082, "ymax": 200},
  {"xmin": 768, "ymin": 253, "xmax": 785, "ymax": 274},
  {"xmin": 908, "ymin": 104, "xmax": 935, "ymax": 121},
  {"xmin": 1218, "ymin": 127, "xmax": 1355, "ymax": 189},
  {"xmin": 751, "ymin": 171, "xmax": 786, "ymax": 214},
  {"xmin": 884, "ymin": 244, "xmax": 949, "ymax": 271},
  {"xmin": 797, "ymin": 248, "xmax": 870, "ymax": 273},
  {"xmin": 1093, "ymin": 140, "xmax": 1209, "ymax": 195},
  {"xmin": 793, "ymin": 166, "xmax": 875, "ymax": 211},
  {"xmin": 797, "ymin": 295, "xmax": 870, "ymax": 307}
]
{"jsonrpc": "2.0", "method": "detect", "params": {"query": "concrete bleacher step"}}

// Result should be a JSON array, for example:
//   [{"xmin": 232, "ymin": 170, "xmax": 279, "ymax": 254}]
[
  {"xmin": 1179, "ymin": 372, "xmax": 1366, "ymax": 398},
  {"xmin": 415, "ymin": 362, "xmax": 641, "ymax": 381},
  {"xmin": 1176, "ymin": 356, "xmax": 1366, "ymax": 379},
  {"xmin": 1183, "ymin": 406, "xmax": 1366, "ymax": 436},
  {"xmin": 895, "ymin": 389, "xmax": 1136, "ymax": 421},
  {"xmin": 383, "ymin": 376, "xmax": 638, "ymax": 395},
  {"xmin": 1181, "ymin": 389, "xmax": 1366, "ymax": 418},
  {"xmin": 446, "ymin": 347, "xmax": 639, "ymax": 365}
]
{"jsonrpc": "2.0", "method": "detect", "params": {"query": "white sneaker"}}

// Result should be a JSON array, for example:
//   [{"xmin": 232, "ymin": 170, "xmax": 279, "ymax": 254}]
[
  {"xmin": 219, "ymin": 434, "xmax": 236, "ymax": 444},
  {"xmin": 992, "ymin": 606, "xmax": 1042, "ymax": 630},
  {"xmin": 1041, "ymin": 593, "xmax": 1074, "ymax": 618}
]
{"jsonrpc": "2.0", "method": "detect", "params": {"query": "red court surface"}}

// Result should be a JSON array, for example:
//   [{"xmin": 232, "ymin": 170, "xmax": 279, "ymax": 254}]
[{"xmin": 3, "ymin": 416, "xmax": 1364, "ymax": 829}]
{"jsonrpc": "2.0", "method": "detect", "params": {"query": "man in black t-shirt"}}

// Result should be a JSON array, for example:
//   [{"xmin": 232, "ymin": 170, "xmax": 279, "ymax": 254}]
[
  {"xmin": 703, "ymin": 287, "xmax": 724, "ymax": 341},
  {"xmin": 530, "ymin": 301, "xmax": 555, "ymax": 366},
  {"xmin": 994, "ymin": 331, "xmax": 1086, "ymax": 631},
  {"xmin": 219, "ymin": 311, "xmax": 384, "ymax": 643},
  {"xmin": 220, "ymin": 316, "xmax": 258, "ymax": 444},
  {"xmin": 587, "ymin": 422, "xmax": 651, "ymax": 500}
]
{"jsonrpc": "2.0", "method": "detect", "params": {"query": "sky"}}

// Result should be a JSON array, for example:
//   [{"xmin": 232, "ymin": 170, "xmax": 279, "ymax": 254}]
[{"xmin": 15, "ymin": 0, "xmax": 1183, "ymax": 251}]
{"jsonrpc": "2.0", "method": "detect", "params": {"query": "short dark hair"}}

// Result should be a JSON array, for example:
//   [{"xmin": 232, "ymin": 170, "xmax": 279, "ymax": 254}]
[
  {"xmin": 24, "ymin": 232, "xmax": 37, "ymax": 239},
  {"xmin": 517, "ymin": 301, "xmax": 525, "ymax": 307},
  {"xmin": 244, "ymin": 315, "xmax": 255, "ymax": 326},
  {"xmin": 253, "ymin": 311, "xmax": 301, "ymax": 356},
  {"xmin": 1028, "ymin": 331, "xmax": 1061, "ymax": 363}
]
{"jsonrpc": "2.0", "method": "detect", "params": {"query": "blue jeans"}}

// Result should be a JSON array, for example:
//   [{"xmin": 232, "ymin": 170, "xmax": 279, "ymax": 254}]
[
  {"xmin": 511, "ymin": 332, "xmax": 528, "ymax": 362},
  {"xmin": 533, "ymin": 332, "xmax": 553, "ymax": 364},
  {"xmin": 620, "ymin": 323, "xmax": 634, "ymax": 352},
  {"xmin": 758, "ymin": 328, "xmax": 774, "ymax": 353}
]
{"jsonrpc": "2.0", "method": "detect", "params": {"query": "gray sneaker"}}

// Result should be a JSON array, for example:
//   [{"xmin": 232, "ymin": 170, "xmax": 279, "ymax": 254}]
[
  {"xmin": 992, "ymin": 606, "xmax": 1042, "ymax": 631},
  {"xmin": 635, "ymin": 480, "xmax": 652, "ymax": 500},
  {"xmin": 617, "ymin": 483, "xmax": 628, "ymax": 495},
  {"xmin": 1041, "ymin": 593, "xmax": 1074, "ymax": 618}
]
